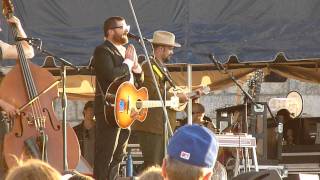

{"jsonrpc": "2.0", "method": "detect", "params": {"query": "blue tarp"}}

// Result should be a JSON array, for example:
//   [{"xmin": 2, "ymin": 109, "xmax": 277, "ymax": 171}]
[{"xmin": 1, "ymin": 0, "xmax": 320, "ymax": 66}]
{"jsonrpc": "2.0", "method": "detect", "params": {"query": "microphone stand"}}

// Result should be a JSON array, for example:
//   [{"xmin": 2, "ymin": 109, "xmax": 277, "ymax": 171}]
[
  {"xmin": 209, "ymin": 54, "xmax": 258, "ymax": 172},
  {"xmin": 128, "ymin": 0, "xmax": 174, "ymax": 158},
  {"xmin": 25, "ymin": 39, "xmax": 79, "ymax": 171},
  {"xmin": 209, "ymin": 54, "xmax": 259, "ymax": 131}
]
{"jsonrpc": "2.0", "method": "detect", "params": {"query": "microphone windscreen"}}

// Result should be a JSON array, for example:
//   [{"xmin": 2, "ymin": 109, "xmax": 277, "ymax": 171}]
[{"xmin": 127, "ymin": 33, "xmax": 138, "ymax": 41}]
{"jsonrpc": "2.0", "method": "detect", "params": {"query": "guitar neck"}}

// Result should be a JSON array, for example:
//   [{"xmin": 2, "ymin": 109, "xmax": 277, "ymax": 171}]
[
  {"xmin": 186, "ymin": 91, "xmax": 197, "ymax": 98},
  {"xmin": 184, "ymin": 86, "xmax": 210, "ymax": 99},
  {"xmin": 136, "ymin": 100, "xmax": 172, "ymax": 109}
]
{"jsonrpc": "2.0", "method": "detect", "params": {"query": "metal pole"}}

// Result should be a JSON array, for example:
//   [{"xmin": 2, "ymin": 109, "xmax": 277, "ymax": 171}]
[
  {"xmin": 128, "ymin": 0, "xmax": 173, "ymax": 137},
  {"xmin": 187, "ymin": 64, "xmax": 192, "ymax": 125},
  {"xmin": 61, "ymin": 65, "xmax": 68, "ymax": 171}
]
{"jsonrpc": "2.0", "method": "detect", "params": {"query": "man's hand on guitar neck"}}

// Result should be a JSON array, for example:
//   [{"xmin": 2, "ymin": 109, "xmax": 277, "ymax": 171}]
[{"xmin": 176, "ymin": 93, "xmax": 188, "ymax": 103}]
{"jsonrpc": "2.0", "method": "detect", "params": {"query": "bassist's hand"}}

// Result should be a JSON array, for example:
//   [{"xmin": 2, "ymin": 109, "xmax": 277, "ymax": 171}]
[
  {"xmin": 0, "ymin": 99, "xmax": 19, "ymax": 118},
  {"xmin": 7, "ymin": 16, "xmax": 22, "ymax": 28}
]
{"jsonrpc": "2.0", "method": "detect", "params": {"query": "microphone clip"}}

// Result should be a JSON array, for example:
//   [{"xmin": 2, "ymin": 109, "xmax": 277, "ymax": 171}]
[{"xmin": 16, "ymin": 37, "xmax": 43, "ymax": 51}]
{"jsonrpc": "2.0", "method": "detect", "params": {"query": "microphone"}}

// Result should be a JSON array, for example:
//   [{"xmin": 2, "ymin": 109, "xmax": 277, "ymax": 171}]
[
  {"xmin": 127, "ymin": 33, "xmax": 150, "ymax": 43},
  {"xmin": 16, "ymin": 37, "xmax": 41, "ymax": 42},
  {"xmin": 127, "ymin": 33, "xmax": 139, "ymax": 41}
]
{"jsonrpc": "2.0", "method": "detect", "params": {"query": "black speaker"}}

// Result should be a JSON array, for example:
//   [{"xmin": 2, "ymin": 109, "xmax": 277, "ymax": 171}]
[{"xmin": 232, "ymin": 170, "xmax": 282, "ymax": 180}]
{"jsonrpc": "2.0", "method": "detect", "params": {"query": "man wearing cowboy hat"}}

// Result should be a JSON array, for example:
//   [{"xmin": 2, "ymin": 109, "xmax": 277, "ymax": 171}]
[
  {"xmin": 148, "ymin": 31, "xmax": 181, "ymax": 62},
  {"xmin": 132, "ymin": 30, "xmax": 187, "ymax": 171}
]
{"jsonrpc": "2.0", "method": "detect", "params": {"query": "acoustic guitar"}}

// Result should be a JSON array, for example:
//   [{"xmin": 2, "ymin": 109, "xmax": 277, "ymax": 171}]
[{"xmin": 112, "ymin": 82, "xmax": 180, "ymax": 128}]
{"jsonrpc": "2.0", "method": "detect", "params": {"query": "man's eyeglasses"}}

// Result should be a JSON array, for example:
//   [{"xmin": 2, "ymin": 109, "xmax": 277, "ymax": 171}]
[{"xmin": 111, "ymin": 25, "xmax": 130, "ymax": 32}]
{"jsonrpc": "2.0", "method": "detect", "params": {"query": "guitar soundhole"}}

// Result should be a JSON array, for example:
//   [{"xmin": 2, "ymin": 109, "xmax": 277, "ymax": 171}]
[
  {"xmin": 136, "ymin": 99, "xmax": 142, "ymax": 110},
  {"xmin": 119, "ymin": 99, "xmax": 125, "ymax": 112}
]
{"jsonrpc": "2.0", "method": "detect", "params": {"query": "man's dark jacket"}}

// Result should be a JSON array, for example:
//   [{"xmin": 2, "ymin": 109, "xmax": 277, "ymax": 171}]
[{"xmin": 92, "ymin": 40, "xmax": 143, "ymax": 126}]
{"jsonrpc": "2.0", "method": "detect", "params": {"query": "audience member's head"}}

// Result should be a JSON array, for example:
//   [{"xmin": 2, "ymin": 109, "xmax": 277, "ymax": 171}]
[
  {"xmin": 138, "ymin": 166, "xmax": 163, "ymax": 180},
  {"xmin": 162, "ymin": 125, "xmax": 219, "ymax": 180},
  {"xmin": 83, "ymin": 101, "xmax": 94, "ymax": 119},
  {"xmin": 5, "ymin": 159, "xmax": 61, "ymax": 180},
  {"xmin": 192, "ymin": 103, "xmax": 205, "ymax": 124}
]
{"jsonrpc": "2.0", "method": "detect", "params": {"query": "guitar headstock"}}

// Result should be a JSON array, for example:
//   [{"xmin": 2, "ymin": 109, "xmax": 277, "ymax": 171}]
[
  {"xmin": 201, "ymin": 86, "xmax": 211, "ymax": 95},
  {"xmin": 188, "ymin": 86, "xmax": 211, "ymax": 99},
  {"xmin": 2, "ymin": 0, "xmax": 14, "ymax": 19},
  {"xmin": 247, "ymin": 69, "xmax": 264, "ymax": 100}
]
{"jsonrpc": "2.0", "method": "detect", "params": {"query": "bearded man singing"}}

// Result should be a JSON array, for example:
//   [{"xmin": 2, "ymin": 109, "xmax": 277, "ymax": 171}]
[{"xmin": 92, "ymin": 16, "xmax": 143, "ymax": 180}]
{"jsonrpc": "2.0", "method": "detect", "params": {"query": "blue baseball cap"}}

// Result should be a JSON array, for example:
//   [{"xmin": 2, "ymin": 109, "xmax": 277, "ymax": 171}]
[{"xmin": 167, "ymin": 125, "xmax": 219, "ymax": 168}]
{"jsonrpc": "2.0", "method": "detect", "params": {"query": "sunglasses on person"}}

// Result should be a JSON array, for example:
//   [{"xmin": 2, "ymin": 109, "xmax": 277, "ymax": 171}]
[{"xmin": 111, "ymin": 24, "xmax": 130, "ymax": 32}]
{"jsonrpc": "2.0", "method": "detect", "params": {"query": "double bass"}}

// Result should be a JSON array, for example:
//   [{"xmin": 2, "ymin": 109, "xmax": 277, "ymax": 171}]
[{"xmin": 0, "ymin": 0, "xmax": 80, "ymax": 172}]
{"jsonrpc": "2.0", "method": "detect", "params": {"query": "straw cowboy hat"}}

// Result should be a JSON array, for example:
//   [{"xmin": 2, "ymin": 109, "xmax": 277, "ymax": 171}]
[{"xmin": 149, "ymin": 31, "xmax": 181, "ymax": 47}]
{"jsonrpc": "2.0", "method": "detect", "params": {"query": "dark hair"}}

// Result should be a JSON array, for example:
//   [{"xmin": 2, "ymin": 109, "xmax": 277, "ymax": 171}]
[
  {"xmin": 103, "ymin": 16, "xmax": 125, "ymax": 37},
  {"xmin": 82, "ymin": 101, "xmax": 94, "ymax": 117},
  {"xmin": 84, "ymin": 101, "xmax": 94, "ymax": 110},
  {"xmin": 192, "ymin": 103, "xmax": 205, "ymax": 114}
]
